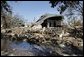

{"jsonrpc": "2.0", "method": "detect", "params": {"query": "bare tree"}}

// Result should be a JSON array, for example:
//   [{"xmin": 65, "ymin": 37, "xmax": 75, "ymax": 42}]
[
  {"xmin": 1, "ymin": 1, "xmax": 12, "ymax": 29},
  {"xmin": 49, "ymin": 1, "xmax": 83, "ymax": 16}
]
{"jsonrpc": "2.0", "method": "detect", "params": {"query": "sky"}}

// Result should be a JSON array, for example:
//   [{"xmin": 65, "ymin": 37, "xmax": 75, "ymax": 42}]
[
  {"xmin": 8, "ymin": 1, "xmax": 83, "ymax": 25},
  {"xmin": 8, "ymin": 1, "xmax": 60, "ymax": 23}
]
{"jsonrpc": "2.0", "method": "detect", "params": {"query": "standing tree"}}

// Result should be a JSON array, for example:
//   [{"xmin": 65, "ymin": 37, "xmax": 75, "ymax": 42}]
[
  {"xmin": 49, "ymin": 1, "xmax": 83, "ymax": 16},
  {"xmin": 1, "ymin": 1, "xmax": 12, "ymax": 29},
  {"xmin": 1, "ymin": 1, "xmax": 12, "ymax": 14}
]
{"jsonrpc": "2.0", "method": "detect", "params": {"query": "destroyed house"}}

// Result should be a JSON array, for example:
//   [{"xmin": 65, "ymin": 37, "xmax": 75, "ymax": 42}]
[{"xmin": 36, "ymin": 14, "xmax": 64, "ymax": 28}]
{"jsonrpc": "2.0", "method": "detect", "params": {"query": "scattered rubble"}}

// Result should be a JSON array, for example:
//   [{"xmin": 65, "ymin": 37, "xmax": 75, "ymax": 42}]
[{"xmin": 1, "ymin": 27, "xmax": 83, "ymax": 56}]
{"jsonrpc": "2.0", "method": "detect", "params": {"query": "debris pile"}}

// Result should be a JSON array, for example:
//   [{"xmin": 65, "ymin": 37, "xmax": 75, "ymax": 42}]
[{"xmin": 1, "ymin": 27, "xmax": 83, "ymax": 56}]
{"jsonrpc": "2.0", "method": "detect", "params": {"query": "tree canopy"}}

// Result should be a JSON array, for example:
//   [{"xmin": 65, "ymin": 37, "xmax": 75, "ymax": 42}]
[
  {"xmin": 1, "ymin": 1, "xmax": 12, "ymax": 14},
  {"xmin": 49, "ymin": 1, "xmax": 83, "ymax": 16}
]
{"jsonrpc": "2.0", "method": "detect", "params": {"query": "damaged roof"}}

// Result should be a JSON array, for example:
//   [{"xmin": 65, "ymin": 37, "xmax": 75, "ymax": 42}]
[{"xmin": 35, "ymin": 14, "xmax": 64, "ymax": 25}]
